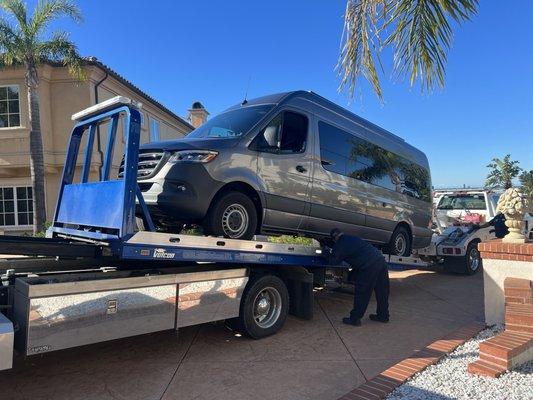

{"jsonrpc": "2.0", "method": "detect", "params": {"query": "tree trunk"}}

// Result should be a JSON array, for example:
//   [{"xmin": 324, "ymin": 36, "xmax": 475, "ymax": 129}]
[{"xmin": 26, "ymin": 65, "xmax": 46, "ymax": 234}]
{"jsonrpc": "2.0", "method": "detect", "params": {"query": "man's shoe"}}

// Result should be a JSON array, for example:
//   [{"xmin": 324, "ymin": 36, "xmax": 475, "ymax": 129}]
[
  {"xmin": 369, "ymin": 314, "xmax": 389, "ymax": 323},
  {"xmin": 342, "ymin": 317, "xmax": 362, "ymax": 326}
]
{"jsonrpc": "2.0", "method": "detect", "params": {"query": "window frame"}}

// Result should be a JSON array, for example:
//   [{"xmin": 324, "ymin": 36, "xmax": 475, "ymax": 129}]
[
  {"xmin": 250, "ymin": 110, "xmax": 309, "ymax": 155},
  {"xmin": 0, "ymin": 185, "xmax": 33, "ymax": 228},
  {"xmin": 0, "ymin": 84, "xmax": 21, "ymax": 129}
]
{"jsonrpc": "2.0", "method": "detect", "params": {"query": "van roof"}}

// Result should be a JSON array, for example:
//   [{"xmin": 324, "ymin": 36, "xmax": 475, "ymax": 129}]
[{"xmin": 227, "ymin": 90, "xmax": 428, "ymax": 168}]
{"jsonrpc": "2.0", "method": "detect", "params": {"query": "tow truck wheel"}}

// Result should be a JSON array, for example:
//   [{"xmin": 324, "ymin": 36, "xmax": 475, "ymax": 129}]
[
  {"xmin": 234, "ymin": 274, "xmax": 289, "ymax": 339},
  {"xmin": 464, "ymin": 241, "xmax": 482, "ymax": 275}
]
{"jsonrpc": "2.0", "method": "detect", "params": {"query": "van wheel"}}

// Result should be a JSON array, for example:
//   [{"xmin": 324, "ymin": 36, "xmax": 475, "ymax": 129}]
[
  {"xmin": 232, "ymin": 274, "xmax": 289, "ymax": 339},
  {"xmin": 388, "ymin": 226, "xmax": 412, "ymax": 256},
  {"xmin": 204, "ymin": 191, "xmax": 258, "ymax": 240}
]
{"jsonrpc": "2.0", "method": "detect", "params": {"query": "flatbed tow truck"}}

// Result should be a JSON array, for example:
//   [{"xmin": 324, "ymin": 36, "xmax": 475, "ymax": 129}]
[{"xmin": 0, "ymin": 98, "xmax": 493, "ymax": 371}]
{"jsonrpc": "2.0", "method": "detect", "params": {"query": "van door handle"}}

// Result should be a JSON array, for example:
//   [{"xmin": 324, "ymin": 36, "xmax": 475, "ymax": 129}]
[{"xmin": 296, "ymin": 165, "xmax": 307, "ymax": 173}]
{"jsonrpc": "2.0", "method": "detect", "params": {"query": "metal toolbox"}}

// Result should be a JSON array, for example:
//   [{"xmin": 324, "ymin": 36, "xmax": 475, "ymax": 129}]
[{"xmin": 13, "ymin": 268, "xmax": 247, "ymax": 355}]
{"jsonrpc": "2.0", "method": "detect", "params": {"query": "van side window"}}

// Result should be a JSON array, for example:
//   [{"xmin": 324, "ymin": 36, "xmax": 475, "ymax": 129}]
[
  {"xmin": 318, "ymin": 121, "xmax": 431, "ymax": 202},
  {"xmin": 253, "ymin": 112, "xmax": 308, "ymax": 154},
  {"xmin": 279, "ymin": 112, "xmax": 307, "ymax": 154},
  {"xmin": 253, "ymin": 115, "xmax": 282, "ymax": 152}
]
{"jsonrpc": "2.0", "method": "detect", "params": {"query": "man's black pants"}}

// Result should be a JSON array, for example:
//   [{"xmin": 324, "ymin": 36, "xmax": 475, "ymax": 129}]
[{"xmin": 349, "ymin": 259, "xmax": 390, "ymax": 320}]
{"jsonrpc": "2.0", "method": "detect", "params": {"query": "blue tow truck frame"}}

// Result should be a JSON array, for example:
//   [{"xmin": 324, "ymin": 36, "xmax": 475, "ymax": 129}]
[{"xmin": 0, "ymin": 97, "xmax": 341, "ymax": 371}]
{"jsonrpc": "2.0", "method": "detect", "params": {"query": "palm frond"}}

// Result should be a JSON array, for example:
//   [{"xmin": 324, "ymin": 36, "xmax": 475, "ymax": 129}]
[
  {"xmin": 0, "ymin": 0, "xmax": 27, "ymax": 26},
  {"xmin": 37, "ymin": 30, "xmax": 85, "ymax": 80},
  {"xmin": 30, "ymin": 0, "xmax": 82, "ymax": 35},
  {"xmin": 338, "ymin": 0, "xmax": 478, "ymax": 99},
  {"xmin": 0, "ymin": 17, "xmax": 23, "ymax": 65},
  {"xmin": 386, "ymin": 0, "xmax": 477, "ymax": 91},
  {"xmin": 338, "ymin": 0, "xmax": 387, "ymax": 101}
]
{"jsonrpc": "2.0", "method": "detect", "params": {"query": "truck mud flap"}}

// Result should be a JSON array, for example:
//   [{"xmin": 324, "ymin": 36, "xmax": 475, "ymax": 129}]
[{"xmin": 279, "ymin": 266, "xmax": 314, "ymax": 320}]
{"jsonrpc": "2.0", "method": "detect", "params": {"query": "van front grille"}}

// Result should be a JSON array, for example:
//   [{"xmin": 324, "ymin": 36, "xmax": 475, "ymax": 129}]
[{"xmin": 118, "ymin": 151, "xmax": 165, "ymax": 179}]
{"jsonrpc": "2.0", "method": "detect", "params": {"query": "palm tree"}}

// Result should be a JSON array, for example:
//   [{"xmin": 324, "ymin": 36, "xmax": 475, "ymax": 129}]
[
  {"xmin": 485, "ymin": 154, "xmax": 521, "ymax": 190},
  {"xmin": 338, "ymin": 0, "xmax": 478, "ymax": 100},
  {"xmin": 0, "ymin": 0, "xmax": 83, "ymax": 233}
]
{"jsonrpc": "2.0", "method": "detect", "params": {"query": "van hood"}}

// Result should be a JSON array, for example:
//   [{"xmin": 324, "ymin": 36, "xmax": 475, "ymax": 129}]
[{"xmin": 140, "ymin": 137, "xmax": 239, "ymax": 152}]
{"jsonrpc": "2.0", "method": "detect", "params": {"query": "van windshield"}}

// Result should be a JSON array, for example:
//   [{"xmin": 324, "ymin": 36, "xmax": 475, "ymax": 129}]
[
  {"xmin": 186, "ymin": 105, "xmax": 273, "ymax": 139},
  {"xmin": 437, "ymin": 194, "xmax": 486, "ymax": 210}
]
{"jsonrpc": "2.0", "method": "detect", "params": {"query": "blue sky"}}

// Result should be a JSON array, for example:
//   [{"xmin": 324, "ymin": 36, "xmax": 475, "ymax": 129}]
[{"xmin": 45, "ymin": 1, "xmax": 533, "ymax": 187}]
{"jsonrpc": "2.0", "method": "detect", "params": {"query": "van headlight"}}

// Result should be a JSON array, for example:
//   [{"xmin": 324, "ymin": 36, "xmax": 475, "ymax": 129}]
[{"xmin": 168, "ymin": 150, "xmax": 218, "ymax": 163}]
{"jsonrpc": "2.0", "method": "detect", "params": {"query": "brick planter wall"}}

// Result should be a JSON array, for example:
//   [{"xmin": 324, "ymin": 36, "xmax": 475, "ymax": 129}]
[
  {"xmin": 478, "ymin": 240, "xmax": 533, "ymax": 325},
  {"xmin": 468, "ymin": 277, "xmax": 533, "ymax": 378}
]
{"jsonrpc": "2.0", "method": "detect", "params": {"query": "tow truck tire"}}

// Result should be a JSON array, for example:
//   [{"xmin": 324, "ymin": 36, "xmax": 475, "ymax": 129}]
[
  {"xmin": 388, "ymin": 226, "xmax": 412, "ymax": 256},
  {"xmin": 204, "ymin": 191, "xmax": 258, "ymax": 240},
  {"xmin": 234, "ymin": 274, "xmax": 289, "ymax": 339},
  {"xmin": 464, "ymin": 241, "xmax": 482, "ymax": 275}
]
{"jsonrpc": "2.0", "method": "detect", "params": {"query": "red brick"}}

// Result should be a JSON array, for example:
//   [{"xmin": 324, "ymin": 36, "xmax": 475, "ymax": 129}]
[
  {"xmin": 506, "ymin": 296, "xmax": 527, "ymax": 305},
  {"xmin": 383, "ymin": 366, "xmax": 412, "ymax": 380},
  {"xmin": 389, "ymin": 363, "xmax": 418, "ymax": 375},
  {"xmin": 479, "ymin": 352, "xmax": 510, "ymax": 368},
  {"xmin": 380, "ymin": 369, "xmax": 409, "ymax": 382},
  {"xmin": 468, "ymin": 360, "xmax": 505, "ymax": 378},
  {"xmin": 374, "ymin": 374, "xmax": 402, "ymax": 386},
  {"xmin": 402, "ymin": 358, "xmax": 431, "ymax": 370},
  {"xmin": 349, "ymin": 388, "xmax": 381, "ymax": 400},
  {"xmin": 363, "ymin": 381, "xmax": 391, "ymax": 395},
  {"xmin": 356, "ymin": 385, "xmax": 387, "ymax": 399},
  {"xmin": 507, "ymin": 324, "xmax": 533, "ymax": 334},
  {"xmin": 478, "ymin": 242, "xmax": 490, "ymax": 252},
  {"xmin": 372, "ymin": 376, "xmax": 400, "ymax": 391},
  {"xmin": 505, "ymin": 277, "xmax": 533, "ymax": 289}
]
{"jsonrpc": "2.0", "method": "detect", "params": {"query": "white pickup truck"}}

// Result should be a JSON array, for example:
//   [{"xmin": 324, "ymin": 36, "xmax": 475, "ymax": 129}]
[{"xmin": 434, "ymin": 189, "xmax": 532, "ymax": 239}]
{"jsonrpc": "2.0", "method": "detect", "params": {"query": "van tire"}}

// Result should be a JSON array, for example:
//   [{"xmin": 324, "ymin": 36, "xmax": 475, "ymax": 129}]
[
  {"xmin": 204, "ymin": 191, "xmax": 258, "ymax": 240},
  {"xmin": 233, "ymin": 274, "xmax": 289, "ymax": 339},
  {"xmin": 388, "ymin": 226, "xmax": 412, "ymax": 256}
]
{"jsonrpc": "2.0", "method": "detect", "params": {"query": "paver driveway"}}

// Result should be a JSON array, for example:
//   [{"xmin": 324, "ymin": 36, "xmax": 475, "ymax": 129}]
[{"xmin": 0, "ymin": 268, "xmax": 484, "ymax": 400}]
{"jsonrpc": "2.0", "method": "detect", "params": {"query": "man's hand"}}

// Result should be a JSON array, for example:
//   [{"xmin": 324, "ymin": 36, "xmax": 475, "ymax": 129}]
[{"xmin": 319, "ymin": 237, "xmax": 335, "ymax": 248}]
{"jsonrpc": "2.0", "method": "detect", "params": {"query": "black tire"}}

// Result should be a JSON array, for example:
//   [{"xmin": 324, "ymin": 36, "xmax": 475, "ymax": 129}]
[
  {"xmin": 204, "ymin": 191, "xmax": 258, "ymax": 240},
  {"xmin": 464, "ymin": 241, "xmax": 482, "ymax": 275},
  {"xmin": 388, "ymin": 226, "xmax": 412, "ymax": 256},
  {"xmin": 235, "ymin": 274, "xmax": 289, "ymax": 339}
]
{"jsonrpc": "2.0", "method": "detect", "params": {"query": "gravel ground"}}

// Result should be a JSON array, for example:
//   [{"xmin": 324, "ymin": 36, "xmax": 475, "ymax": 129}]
[{"xmin": 387, "ymin": 325, "xmax": 533, "ymax": 400}]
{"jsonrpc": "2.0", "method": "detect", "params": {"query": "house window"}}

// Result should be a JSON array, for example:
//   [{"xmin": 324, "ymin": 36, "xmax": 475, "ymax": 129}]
[
  {"xmin": 0, "ymin": 85, "xmax": 21, "ymax": 128},
  {"xmin": 150, "ymin": 118, "xmax": 160, "ymax": 142},
  {"xmin": 0, "ymin": 186, "xmax": 33, "ymax": 226}
]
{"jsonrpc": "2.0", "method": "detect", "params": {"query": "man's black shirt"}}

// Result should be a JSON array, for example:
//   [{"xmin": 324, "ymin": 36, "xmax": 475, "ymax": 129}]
[{"xmin": 330, "ymin": 234, "xmax": 384, "ymax": 270}]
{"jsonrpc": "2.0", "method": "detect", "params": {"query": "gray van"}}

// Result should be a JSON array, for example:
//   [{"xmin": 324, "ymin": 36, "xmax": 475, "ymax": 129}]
[{"xmin": 126, "ymin": 91, "xmax": 432, "ymax": 256}]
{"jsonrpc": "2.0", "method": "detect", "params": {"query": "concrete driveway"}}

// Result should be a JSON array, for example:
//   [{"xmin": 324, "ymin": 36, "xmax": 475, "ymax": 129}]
[{"xmin": 0, "ymin": 268, "xmax": 484, "ymax": 400}]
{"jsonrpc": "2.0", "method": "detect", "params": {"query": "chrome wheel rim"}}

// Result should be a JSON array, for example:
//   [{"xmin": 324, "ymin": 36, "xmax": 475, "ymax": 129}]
[
  {"xmin": 394, "ymin": 234, "xmax": 407, "ymax": 255},
  {"xmin": 253, "ymin": 287, "xmax": 282, "ymax": 329},
  {"xmin": 469, "ymin": 247, "xmax": 480, "ymax": 271},
  {"xmin": 222, "ymin": 204, "xmax": 249, "ymax": 238}
]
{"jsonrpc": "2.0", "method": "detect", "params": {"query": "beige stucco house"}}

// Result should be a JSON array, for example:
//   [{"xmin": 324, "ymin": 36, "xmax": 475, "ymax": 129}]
[{"xmin": 0, "ymin": 57, "xmax": 207, "ymax": 233}]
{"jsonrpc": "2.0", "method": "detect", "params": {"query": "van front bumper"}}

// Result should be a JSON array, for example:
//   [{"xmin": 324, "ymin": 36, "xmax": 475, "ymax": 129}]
[{"xmin": 136, "ymin": 163, "xmax": 225, "ymax": 223}]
